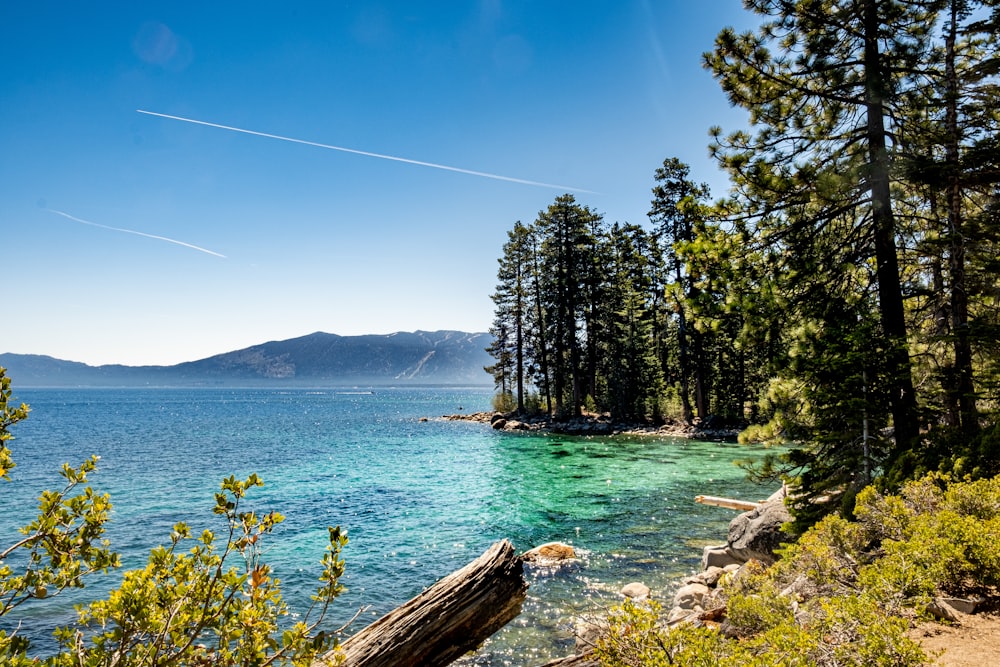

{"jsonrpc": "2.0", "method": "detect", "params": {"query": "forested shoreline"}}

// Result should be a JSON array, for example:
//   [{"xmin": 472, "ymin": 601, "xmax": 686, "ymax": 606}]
[{"xmin": 485, "ymin": 0, "xmax": 1000, "ymax": 529}]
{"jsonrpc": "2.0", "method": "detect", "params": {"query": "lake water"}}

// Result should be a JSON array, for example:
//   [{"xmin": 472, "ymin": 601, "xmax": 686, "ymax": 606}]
[{"xmin": 2, "ymin": 387, "xmax": 767, "ymax": 664}]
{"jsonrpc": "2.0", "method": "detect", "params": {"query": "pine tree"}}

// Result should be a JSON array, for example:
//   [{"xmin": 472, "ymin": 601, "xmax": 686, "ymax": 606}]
[
  {"xmin": 900, "ymin": 0, "xmax": 1000, "ymax": 436},
  {"xmin": 649, "ymin": 158, "xmax": 712, "ymax": 423},
  {"xmin": 602, "ymin": 223, "xmax": 665, "ymax": 421},
  {"xmin": 704, "ymin": 0, "xmax": 941, "ymax": 456},
  {"xmin": 535, "ymin": 195, "xmax": 602, "ymax": 418},
  {"xmin": 487, "ymin": 222, "xmax": 535, "ymax": 413}
]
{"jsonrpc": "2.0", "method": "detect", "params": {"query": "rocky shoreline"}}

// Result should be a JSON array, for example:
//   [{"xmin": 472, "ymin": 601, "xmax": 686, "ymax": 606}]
[
  {"xmin": 439, "ymin": 410, "xmax": 999, "ymax": 665},
  {"xmin": 534, "ymin": 487, "xmax": 997, "ymax": 667},
  {"xmin": 524, "ymin": 487, "xmax": 792, "ymax": 666},
  {"xmin": 440, "ymin": 411, "xmax": 741, "ymax": 441}
]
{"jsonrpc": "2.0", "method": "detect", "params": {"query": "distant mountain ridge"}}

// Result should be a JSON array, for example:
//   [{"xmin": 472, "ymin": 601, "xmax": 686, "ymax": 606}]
[{"xmin": 0, "ymin": 331, "xmax": 494, "ymax": 387}]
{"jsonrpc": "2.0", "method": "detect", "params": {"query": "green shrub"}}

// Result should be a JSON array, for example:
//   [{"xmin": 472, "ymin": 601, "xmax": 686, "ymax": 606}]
[
  {"xmin": 597, "ymin": 600, "xmax": 747, "ymax": 667},
  {"xmin": 596, "ymin": 473, "xmax": 1000, "ymax": 667},
  {"xmin": 808, "ymin": 594, "xmax": 925, "ymax": 667},
  {"xmin": 491, "ymin": 391, "xmax": 516, "ymax": 413},
  {"xmin": 595, "ymin": 594, "xmax": 925, "ymax": 667},
  {"xmin": 725, "ymin": 583, "xmax": 796, "ymax": 636},
  {"xmin": 855, "ymin": 475, "xmax": 1000, "ymax": 596},
  {"xmin": 770, "ymin": 514, "xmax": 864, "ymax": 596}
]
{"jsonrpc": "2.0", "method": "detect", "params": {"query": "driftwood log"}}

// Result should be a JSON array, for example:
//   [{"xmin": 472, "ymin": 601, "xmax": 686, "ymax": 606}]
[
  {"xmin": 318, "ymin": 540, "xmax": 527, "ymax": 667},
  {"xmin": 694, "ymin": 494, "xmax": 760, "ymax": 511}
]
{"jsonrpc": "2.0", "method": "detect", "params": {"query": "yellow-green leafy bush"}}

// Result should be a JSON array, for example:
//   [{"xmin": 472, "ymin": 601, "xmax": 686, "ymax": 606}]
[
  {"xmin": 598, "ymin": 473, "xmax": 1000, "ymax": 667},
  {"xmin": 1, "ymin": 367, "xmax": 346, "ymax": 667}
]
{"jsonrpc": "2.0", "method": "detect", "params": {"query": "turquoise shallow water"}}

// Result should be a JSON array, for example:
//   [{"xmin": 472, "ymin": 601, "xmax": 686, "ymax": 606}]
[{"xmin": 2, "ymin": 387, "xmax": 767, "ymax": 664}]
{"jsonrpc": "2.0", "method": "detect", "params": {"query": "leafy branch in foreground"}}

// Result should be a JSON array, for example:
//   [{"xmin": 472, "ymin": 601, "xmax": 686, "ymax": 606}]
[
  {"xmin": 53, "ymin": 474, "xmax": 347, "ymax": 667},
  {"xmin": 1, "ymin": 367, "xmax": 347, "ymax": 666},
  {"xmin": 1, "ymin": 367, "xmax": 121, "ymax": 659}
]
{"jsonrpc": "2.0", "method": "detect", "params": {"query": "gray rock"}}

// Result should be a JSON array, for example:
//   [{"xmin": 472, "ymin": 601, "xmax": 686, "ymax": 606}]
[
  {"xmin": 725, "ymin": 559, "xmax": 769, "ymax": 593},
  {"xmin": 727, "ymin": 499, "xmax": 793, "ymax": 565},
  {"xmin": 766, "ymin": 485, "xmax": 789, "ymax": 502},
  {"xmin": 702, "ymin": 545, "xmax": 744, "ymax": 570},
  {"xmin": 700, "ymin": 566, "xmax": 726, "ymax": 587},
  {"xmin": 939, "ymin": 596, "xmax": 983, "ymax": 615},
  {"xmin": 719, "ymin": 619, "xmax": 741, "ymax": 638},
  {"xmin": 574, "ymin": 618, "xmax": 602, "ymax": 651},
  {"xmin": 780, "ymin": 574, "xmax": 819, "ymax": 601},
  {"xmin": 672, "ymin": 583, "xmax": 711, "ymax": 610},
  {"xmin": 620, "ymin": 582, "xmax": 651, "ymax": 600},
  {"xmin": 928, "ymin": 598, "xmax": 959, "ymax": 622},
  {"xmin": 667, "ymin": 606, "xmax": 696, "ymax": 625}
]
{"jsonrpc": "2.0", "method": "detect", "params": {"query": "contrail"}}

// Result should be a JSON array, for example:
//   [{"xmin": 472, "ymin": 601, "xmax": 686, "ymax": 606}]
[
  {"xmin": 137, "ymin": 109, "xmax": 598, "ymax": 194},
  {"xmin": 46, "ymin": 209, "xmax": 227, "ymax": 258}
]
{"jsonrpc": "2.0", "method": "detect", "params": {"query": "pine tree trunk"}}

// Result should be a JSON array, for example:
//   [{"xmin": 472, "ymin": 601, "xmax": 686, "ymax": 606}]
[
  {"xmin": 944, "ymin": 0, "xmax": 978, "ymax": 435},
  {"xmin": 863, "ymin": 0, "xmax": 919, "ymax": 451}
]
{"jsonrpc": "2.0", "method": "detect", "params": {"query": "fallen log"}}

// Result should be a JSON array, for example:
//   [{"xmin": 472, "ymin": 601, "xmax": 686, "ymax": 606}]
[
  {"xmin": 694, "ymin": 495, "xmax": 760, "ymax": 511},
  {"xmin": 318, "ymin": 540, "xmax": 527, "ymax": 667}
]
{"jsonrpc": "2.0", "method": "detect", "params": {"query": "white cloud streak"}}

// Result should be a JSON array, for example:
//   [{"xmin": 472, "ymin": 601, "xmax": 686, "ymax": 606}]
[
  {"xmin": 137, "ymin": 109, "xmax": 598, "ymax": 194},
  {"xmin": 47, "ymin": 209, "xmax": 227, "ymax": 258}
]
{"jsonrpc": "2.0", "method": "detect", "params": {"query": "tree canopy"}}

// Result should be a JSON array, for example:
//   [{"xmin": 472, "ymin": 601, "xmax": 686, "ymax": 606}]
[{"xmin": 486, "ymin": 0, "xmax": 1000, "ymax": 529}]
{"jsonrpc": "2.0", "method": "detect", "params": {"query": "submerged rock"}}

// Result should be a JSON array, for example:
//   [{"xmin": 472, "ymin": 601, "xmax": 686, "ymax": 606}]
[
  {"xmin": 523, "ymin": 542, "xmax": 576, "ymax": 564},
  {"xmin": 574, "ymin": 618, "xmax": 603, "ymax": 651}
]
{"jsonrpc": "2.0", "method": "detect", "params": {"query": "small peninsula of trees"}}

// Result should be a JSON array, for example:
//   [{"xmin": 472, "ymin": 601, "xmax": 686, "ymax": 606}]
[{"xmin": 486, "ymin": 0, "xmax": 1000, "ymax": 526}]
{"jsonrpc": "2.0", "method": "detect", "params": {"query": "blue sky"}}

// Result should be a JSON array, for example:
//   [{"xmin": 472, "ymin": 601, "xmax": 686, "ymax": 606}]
[{"xmin": 2, "ymin": 1, "xmax": 754, "ymax": 366}]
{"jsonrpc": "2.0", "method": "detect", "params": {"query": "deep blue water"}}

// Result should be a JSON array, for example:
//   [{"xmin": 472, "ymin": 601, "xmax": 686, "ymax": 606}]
[{"xmin": 1, "ymin": 387, "xmax": 767, "ymax": 664}]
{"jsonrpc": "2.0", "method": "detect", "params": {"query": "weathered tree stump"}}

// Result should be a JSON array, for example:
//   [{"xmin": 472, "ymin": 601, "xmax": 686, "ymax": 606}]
[{"xmin": 318, "ymin": 540, "xmax": 527, "ymax": 667}]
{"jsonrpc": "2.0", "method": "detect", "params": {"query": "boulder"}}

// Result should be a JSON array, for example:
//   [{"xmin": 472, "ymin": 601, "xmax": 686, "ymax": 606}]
[
  {"xmin": 928, "ymin": 598, "xmax": 959, "ymax": 622},
  {"xmin": 702, "ymin": 544, "xmax": 744, "ymax": 570},
  {"xmin": 699, "ymin": 566, "xmax": 727, "ymax": 587},
  {"xmin": 725, "ymin": 559, "xmax": 768, "ymax": 593},
  {"xmin": 683, "ymin": 566, "xmax": 726, "ymax": 588},
  {"xmin": 523, "ymin": 542, "xmax": 576, "ymax": 563},
  {"xmin": 939, "ymin": 596, "xmax": 983, "ymax": 614},
  {"xmin": 719, "ymin": 619, "xmax": 741, "ymax": 638},
  {"xmin": 491, "ymin": 418, "xmax": 507, "ymax": 430},
  {"xmin": 672, "ymin": 583, "xmax": 711, "ymax": 610},
  {"xmin": 727, "ymin": 499, "xmax": 793, "ymax": 565},
  {"xmin": 780, "ymin": 574, "xmax": 820, "ymax": 601},
  {"xmin": 667, "ymin": 606, "xmax": 696, "ymax": 625},
  {"xmin": 620, "ymin": 582, "xmax": 651, "ymax": 600}
]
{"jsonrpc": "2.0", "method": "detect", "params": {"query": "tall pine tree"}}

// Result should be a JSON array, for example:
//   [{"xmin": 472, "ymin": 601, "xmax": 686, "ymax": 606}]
[{"xmin": 704, "ymin": 0, "xmax": 940, "ymax": 457}]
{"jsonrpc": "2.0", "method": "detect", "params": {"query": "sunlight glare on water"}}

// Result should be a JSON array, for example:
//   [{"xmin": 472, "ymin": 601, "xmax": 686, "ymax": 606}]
[{"xmin": 2, "ymin": 387, "xmax": 767, "ymax": 664}]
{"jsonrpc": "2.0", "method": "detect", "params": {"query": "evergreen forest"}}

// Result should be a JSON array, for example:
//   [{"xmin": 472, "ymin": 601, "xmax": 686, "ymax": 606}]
[{"xmin": 485, "ymin": 0, "xmax": 1000, "ymax": 527}]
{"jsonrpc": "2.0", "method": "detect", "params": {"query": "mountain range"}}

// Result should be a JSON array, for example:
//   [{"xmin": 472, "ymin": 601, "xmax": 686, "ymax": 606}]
[{"xmin": 0, "ymin": 331, "xmax": 494, "ymax": 387}]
